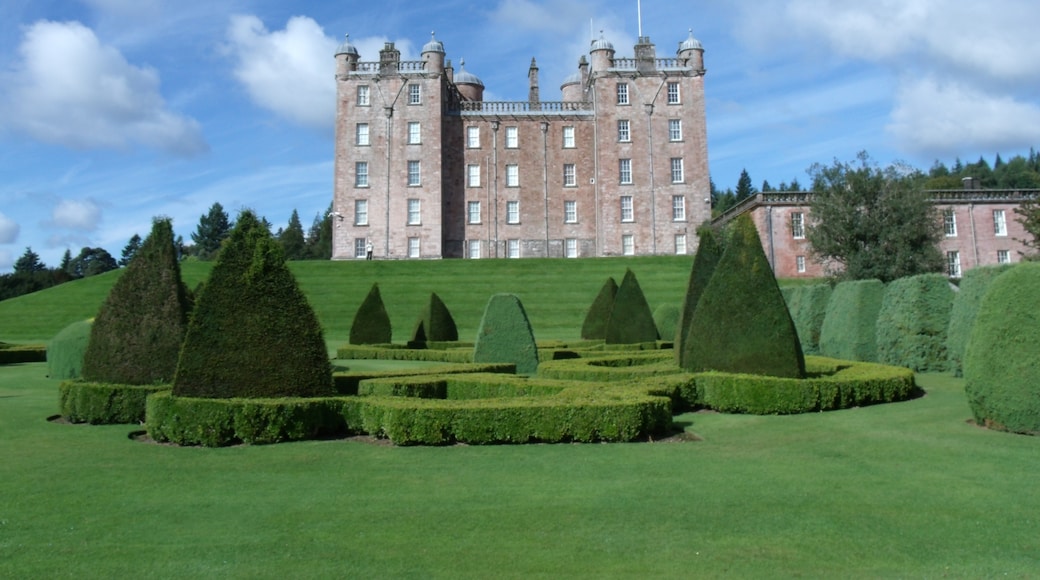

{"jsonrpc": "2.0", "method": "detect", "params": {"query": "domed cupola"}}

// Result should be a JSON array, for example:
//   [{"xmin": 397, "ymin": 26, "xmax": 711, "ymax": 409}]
[
  {"xmin": 421, "ymin": 31, "xmax": 446, "ymax": 73},
  {"xmin": 677, "ymin": 29, "xmax": 702, "ymax": 52},
  {"xmin": 454, "ymin": 59, "xmax": 485, "ymax": 101},
  {"xmin": 589, "ymin": 31, "xmax": 615, "ymax": 71},
  {"xmin": 590, "ymin": 31, "xmax": 615, "ymax": 53},
  {"xmin": 422, "ymin": 31, "xmax": 445, "ymax": 54},
  {"xmin": 677, "ymin": 29, "xmax": 705, "ymax": 72},
  {"xmin": 335, "ymin": 33, "xmax": 359, "ymax": 57},
  {"xmin": 334, "ymin": 33, "xmax": 360, "ymax": 75}
]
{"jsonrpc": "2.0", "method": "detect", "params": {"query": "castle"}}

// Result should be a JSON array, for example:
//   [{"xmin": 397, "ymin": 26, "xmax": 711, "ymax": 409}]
[{"xmin": 331, "ymin": 29, "xmax": 710, "ymax": 259}]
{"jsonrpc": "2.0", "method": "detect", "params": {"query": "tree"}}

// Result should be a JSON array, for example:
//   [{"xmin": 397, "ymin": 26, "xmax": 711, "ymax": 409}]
[
  {"xmin": 190, "ymin": 202, "xmax": 232, "ymax": 260},
  {"xmin": 119, "ymin": 234, "xmax": 142, "ymax": 266},
  {"xmin": 1014, "ymin": 194, "xmax": 1040, "ymax": 260},
  {"xmin": 13, "ymin": 247, "xmax": 45, "ymax": 274},
  {"xmin": 761, "ymin": 180, "xmax": 774, "ymax": 192},
  {"xmin": 735, "ymin": 169, "xmax": 757, "ymax": 203},
  {"xmin": 807, "ymin": 152, "xmax": 944, "ymax": 283},
  {"xmin": 59, "ymin": 249, "xmax": 73, "ymax": 274},
  {"xmin": 279, "ymin": 209, "xmax": 306, "ymax": 260},
  {"xmin": 788, "ymin": 177, "xmax": 802, "ymax": 192},
  {"xmin": 68, "ymin": 247, "xmax": 118, "ymax": 278},
  {"xmin": 305, "ymin": 205, "xmax": 333, "ymax": 260}
]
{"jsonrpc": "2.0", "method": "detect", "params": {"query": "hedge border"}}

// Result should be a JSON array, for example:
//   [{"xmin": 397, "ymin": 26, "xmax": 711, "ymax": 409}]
[
  {"xmin": 333, "ymin": 362, "xmax": 516, "ymax": 395},
  {"xmin": 0, "ymin": 343, "xmax": 47, "ymax": 365},
  {"xmin": 59, "ymin": 380, "xmax": 170, "ymax": 424}
]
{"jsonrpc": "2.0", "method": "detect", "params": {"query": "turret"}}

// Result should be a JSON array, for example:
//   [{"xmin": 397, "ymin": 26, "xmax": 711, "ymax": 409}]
[
  {"xmin": 421, "ymin": 31, "xmax": 445, "ymax": 73},
  {"xmin": 589, "ymin": 31, "xmax": 614, "ymax": 72},
  {"xmin": 677, "ymin": 29, "xmax": 705, "ymax": 72},
  {"xmin": 454, "ymin": 59, "xmax": 484, "ymax": 101},
  {"xmin": 334, "ymin": 34, "xmax": 359, "ymax": 76}
]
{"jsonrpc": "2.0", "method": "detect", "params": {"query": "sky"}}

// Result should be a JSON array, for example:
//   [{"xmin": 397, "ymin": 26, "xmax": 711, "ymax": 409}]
[{"xmin": 2, "ymin": 0, "xmax": 1039, "ymax": 272}]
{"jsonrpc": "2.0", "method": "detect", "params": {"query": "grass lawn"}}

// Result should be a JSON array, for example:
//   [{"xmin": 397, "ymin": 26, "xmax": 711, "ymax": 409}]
[{"xmin": 2, "ymin": 362, "xmax": 1038, "ymax": 578}]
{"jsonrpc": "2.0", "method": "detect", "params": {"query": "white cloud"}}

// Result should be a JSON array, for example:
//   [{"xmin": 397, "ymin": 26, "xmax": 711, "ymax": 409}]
[
  {"xmin": 1, "ymin": 20, "xmax": 207, "ymax": 155},
  {"xmin": 225, "ymin": 15, "xmax": 339, "ymax": 129},
  {"xmin": 52, "ymin": 198, "xmax": 102, "ymax": 231},
  {"xmin": 0, "ymin": 212, "xmax": 19, "ymax": 244}
]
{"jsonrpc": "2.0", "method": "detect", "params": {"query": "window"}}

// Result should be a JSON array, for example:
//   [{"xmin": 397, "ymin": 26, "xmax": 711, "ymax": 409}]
[
  {"xmin": 355, "ymin": 161, "xmax": 369, "ymax": 187},
  {"xmin": 619, "ymin": 159, "xmax": 632, "ymax": 184},
  {"xmin": 617, "ymin": 120, "xmax": 630, "ymax": 142},
  {"xmin": 408, "ymin": 237, "xmax": 420, "ymax": 258},
  {"xmin": 994, "ymin": 209, "xmax": 1007, "ymax": 236},
  {"xmin": 407, "ymin": 160, "xmax": 421, "ymax": 186},
  {"xmin": 407, "ymin": 198, "xmax": 421, "ymax": 225},
  {"xmin": 997, "ymin": 249, "xmax": 1011, "ymax": 264},
  {"xmin": 468, "ymin": 240, "xmax": 481, "ymax": 259},
  {"xmin": 356, "ymin": 123, "xmax": 369, "ymax": 146},
  {"xmin": 668, "ymin": 119, "xmax": 682, "ymax": 141},
  {"xmin": 620, "ymin": 196, "xmax": 633, "ymax": 222},
  {"xmin": 563, "ymin": 164, "xmax": 576, "ymax": 187},
  {"xmin": 505, "ymin": 164, "xmax": 519, "ymax": 187},
  {"xmin": 947, "ymin": 250, "xmax": 961, "ymax": 278},
  {"xmin": 672, "ymin": 195, "xmax": 685, "ymax": 221},
  {"xmin": 670, "ymin": 158, "xmax": 684, "ymax": 183},
  {"xmin": 467, "ymin": 164, "xmax": 481, "ymax": 187},
  {"xmin": 564, "ymin": 200, "xmax": 577, "ymax": 223},
  {"xmin": 467, "ymin": 126, "xmax": 480, "ymax": 148},
  {"xmin": 357, "ymin": 85, "xmax": 370, "ymax": 106},
  {"xmin": 354, "ymin": 238, "xmax": 367, "ymax": 258},
  {"xmin": 505, "ymin": 126, "xmax": 518, "ymax": 148},
  {"xmin": 667, "ymin": 82, "xmax": 680, "ymax": 104},
  {"xmin": 407, "ymin": 122, "xmax": 421, "ymax": 144},
  {"xmin": 563, "ymin": 126, "xmax": 575, "ymax": 148},
  {"xmin": 944, "ymin": 208, "xmax": 957, "ymax": 237},
  {"xmin": 796, "ymin": 255, "xmax": 806, "ymax": 273},
  {"xmin": 506, "ymin": 201, "xmax": 520, "ymax": 224},
  {"xmin": 791, "ymin": 212, "xmax": 805, "ymax": 239},
  {"xmin": 467, "ymin": 201, "xmax": 481, "ymax": 224},
  {"xmin": 675, "ymin": 234, "xmax": 687, "ymax": 255},
  {"xmin": 617, "ymin": 83, "xmax": 629, "ymax": 105},
  {"xmin": 507, "ymin": 239, "xmax": 520, "ymax": 258},
  {"xmin": 565, "ymin": 238, "xmax": 578, "ymax": 258},
  {"xmin": 622, "ymin": 234, "xmax": 634, "ymax": 255},
  {"xmin": 354, "ymin": 199, "xmax": 368, "ymax": 226},
  {"xmin": 408, "ymin": 83, "xmax": 421, "ymax": 105}
]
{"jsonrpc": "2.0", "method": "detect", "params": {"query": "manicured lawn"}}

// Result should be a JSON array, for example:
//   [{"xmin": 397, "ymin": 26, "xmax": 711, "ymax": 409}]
[{"xmin": 2, "ymin": 363, "xmax": 1038, "ymax": 577}]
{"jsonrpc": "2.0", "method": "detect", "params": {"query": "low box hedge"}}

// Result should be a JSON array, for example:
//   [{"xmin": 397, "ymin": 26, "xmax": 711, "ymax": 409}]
[
  {"xmin": 60, "ymin": 380, "xmax": 171, "ymax": 424},
  {"xmin": 0, "ymin": 343, "xmax": 47, "ymax": 365},
  {"xmin": 332, "ymin": 362, "xmax": 516, "ymax": 395},
  {"xmin": 336, "ymin": 344, "xmax": 475, "ymax": 363}
]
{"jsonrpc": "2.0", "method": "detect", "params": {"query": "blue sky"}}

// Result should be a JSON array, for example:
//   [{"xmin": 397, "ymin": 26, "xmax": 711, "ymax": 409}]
[{"xmin": 2, "ymin": 0, "xmax": 1039, "ymax": 272}]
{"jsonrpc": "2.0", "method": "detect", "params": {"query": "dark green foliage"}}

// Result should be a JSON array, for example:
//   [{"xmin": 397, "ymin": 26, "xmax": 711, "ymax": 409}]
[
  {"xmin": 875, "ymin": 274, "xmax": 954, "ymax": 372},
  {"xmin": 190, "ymin": 202, "xmax": 233, "ymax": 260},
  {"xmin": 13, "ymin": 247, "xmax": 46, "ymax": 273},
  {"xmin": 81, "ymin": 218, "xmax": 191, "ymax": 385},
  {"xmin": 1014, "ymin": 195, "xmax": 1040, "ymax": 259},
  {"xmin": 675, "ymin": 226, "xmax": 722, "ymax": 366},
  {"xmin": 652, "ymin": 304, "xmax": 680, "ymax": 344},
  {"xmin": 0, "ymin": 343, "xmax": 47, "ymax": 364},
  {"xmin": 681, "ymin": 214, "xmax": 805, "ymax": 378},
  {"xmin": 946, "ymin": 265, "xmax": 1013, "ymax": 376},
  {"xmin": 279, "ymin": 209, "xmax": 306, "ymax": 260},
  {"xmin": 735, "ymin": 168, "xmax": 757, "ymax": 203},
  {"xmin": 964, "ymin": 263, "xmax": 1040, "ymax": 435},
  {"xmin": 59, "ymin": 381, "xmax": 167, "ymax": 424},
  {"xmin": 781, "ymin": 283, "xmax": 833, "ymax": 355},
  {"xmin": 605, "ymin": 269, "xmax": 659, "ymax": 344},
  {"xmin": 410, "ymin": 292, "xmax": 458, "ymax": 344},
  {"xmin": 473, "ymin": 294, "xmax": 539, "ymax": 375},
  {"xmin": 46, "ymin": 319, "xmax": 92, "ymax": 379},
  {"xmin": 305, "ymin": 205, "xmax": 333, "ymax": 259},
  {"xmin": 173, "ymin": 211, "xmax": 333, "ymax": 399},
  {"xmin": 580, "ymin": 277, "xmax": 617, "ymax": 339},
  {"xmin": 68, "ymin": 247, "xmax": 118, "ymax": 278},
  {"xmin": 819, "ymin": 279, "xmax": 886, "ymax": 362},
  {"xmin": 119, "ymin": 234, "xmax": 142, "ymax": 267},
  {"xmin": 350, "ymin": 283, "xmax": 392, "ymax": 344}
]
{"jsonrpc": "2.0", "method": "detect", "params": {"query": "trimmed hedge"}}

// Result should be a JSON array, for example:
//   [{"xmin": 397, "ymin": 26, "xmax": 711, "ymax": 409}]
[
  {"xmin": 473, "ymin": 294, "xmax": 540, "ymax": 375},
  {"xmin": 676, "ymin": 226, "xmax": 722, "ymax": 366},
  {"xmin": 652, "ymin": 304, "xmax": 680, "ymax": 345},
  {"xmin": 580, "ymin": 277, "xmax": 617, "ymax": 340},
  {"xmin": 946, "ymin": 265, "xmax": 1012, "ymax": 376},
  {"xmin": 781, "ymin": 283, "xmax": 832, "ymax": 355},
  {"xmin": 409, "ymin": 292, "xmax": 458, "ymax": 344},
  {"xmin": 605, "ymin": 269, "xmax": 659, "ymax": 344},
  {"xmin": 0, "ymin": 343, "xmax": 47, "ymax": 365},
  {"xmin": 47, "ymin": 319, "xmax": 93, "ymax": 380},
  {"xmin": 964, "ymin": 263, "xmax": 1040, "ymax": 435},
  {"xmin": 819, "ymin": 279, "xmax": 886, "ymax": 362},
  {"xmin": 333, "ymin": 362, "xmax": 516, "ymax": 395},
  {"xmin": 350, "ymin": 283, "xmax": 393, "ymax": 345},
  {"xmin": 59, "ymin": 381, "xmax": 169, "ymax": 424},
  {"xmin": 875, "ymin": 273, "xmax": 954, "ymax": 372}
]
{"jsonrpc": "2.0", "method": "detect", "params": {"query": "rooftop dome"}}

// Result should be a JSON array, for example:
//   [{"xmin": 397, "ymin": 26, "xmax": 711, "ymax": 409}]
[
  {"xmin": 454, "ymin": 59, "xmax": 484, "ymax": 87},
  {"xmin": 422, "ymin": 31, "xmax": 445, "ymax": 54},
  {"xmin": 335, "ymin": 33, "xmax": 359, "ymax": 57},
  {"xmin": 677, "ymin": 29, "xmax": 703, "ymax": 52},
  {"xmin": 561, "ymin": 71, "xmax": 582, "ymax": 88},
  {"xmin": 590, "ymin": 31, "xmax": 614, "ymax": 52}
]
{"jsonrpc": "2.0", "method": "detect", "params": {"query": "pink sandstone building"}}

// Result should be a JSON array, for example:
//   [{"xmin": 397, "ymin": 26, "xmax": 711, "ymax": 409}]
[{"xmin": 331, "ymin": 30, "xmax": 711, "ymax": 259}]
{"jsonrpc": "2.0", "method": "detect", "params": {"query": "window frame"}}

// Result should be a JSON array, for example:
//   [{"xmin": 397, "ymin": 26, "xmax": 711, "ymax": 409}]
[
  {"xmin": 672, "ymin": 195, "xmax": 686, "ymax": 221},
  {"xmin": 564, "ymin": 200, "xmax": 577, "ymax": 224},
  {"xmin": 562, "ymin": 126, "xmax": 575, "ymax": 148},
  {"xmin": 467, "ymin": 126, "xmax": 480, "ymax": 148},
  {"xmin": 565, "ymin": 238, "xmax": 578, "ymax": 258},
  {"xmin": 467, "ymin": 164, "xmax": 481, "ymax": 187},
  {"xmin": 620, "ymin": 195, "xmax": 634, "ymax": 222},
  {"xmin": 944, "ymin": 208, "xmax": 957, "ymax": 237},
  {"xmin": 617, "ymin": 82, "xmax": 629, "ymax": 105},
  {"xmin": 505, "ymin": 126, "xmax": 519, "ymax": 149},
  {"xmin": 667, "ymin": 82, "xmax": 680, "ymax": 104},
  {"xmin": 619, "ymin": 159, "xmax": 632, "ymax": 185},
  {"xmin": 791, "ymin": 212, "xmax": 805, "ymax": 239},
  {"xmin": 407, "ymin": 160, "xmax": 421, "ymax": 186},
  {"xmin": 354, "ymin": 238, "xmax": 368, "ymax": 259},
  {"xmin": 668, "ymin": 119, "xmax": 682, "ymax": 142},
  {"xmin": 796, "ymin": 255, "xmax": 806, "ymax": 273},
  {"xmin": 408, "ymin": 83, "xmax": 421, "ymax": 105},
  {"xmin": 407, "ymin": 121, "xmax": 421, "ymax": 145},
  {"xmin": 617, "ymin": 119, "xmax": 630, "ymax": 142},
  {"xmin": 355, "ymin": 161, "xmax": 369, "ymax": 187},
  {"xmin": 675, "ymin": 233, "xmax": 687, "ymax": 255},
  {"xmin": 563, "ymin": 163, "xmax": 576, "ymax": 187},
  {"xmin": 468, "ymin": 240, "xmax": 481, "ymax": 259},
  {"xmin": 407, "ymin": 198, "xmax": 421, "ymax": 225},
  {"xmin": 997, "ymin": 249, "xmax": 1011, "ymax": 264},
  {"xmin": 356, "ymin": 123, "xmax": 369, "ymax": 146},
  {"xmin": 354, "ymin": 199, "xmax": 368, "ymax": 226},
  {"xmin": 467, "ymin": 201, "xmax": 481, "ymax": 224},
  {"xmin": 506, "ymin": 200, "xmax": 520, "ymax": 224},
  {"xmin": 670, "ymin": 158, "xmax": 684, "ymax": 184},
  {"xmin": 505, "ymin": 164, "xmax": 519, "ymax": 187},
  {"xmin": 357, "ymin": 85, "xmax": 370, "ymax": 106},
  {"xmin": 407, "ymin": 237, "xmax": 420, "ymax": 258},
  {"xmin": 507, "ymin": 239, "xmax": 520, "ymax": 259},
  {"xmin": 622, "ymin": 234, "xmax": 634, "ymax": 255},
  {"xmin": 994, "ymin": 209, "xmax": 1008, "ymax": 236}
]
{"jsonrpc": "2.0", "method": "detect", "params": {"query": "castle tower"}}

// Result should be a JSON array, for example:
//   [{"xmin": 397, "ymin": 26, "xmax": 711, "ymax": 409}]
[
  {"xmin": 334, "ymin": 34, "xmax": 359, "ymax": 77},
  {"xmin": 421, "ymin": 31, "xmax": 445, "ymax": 73},
  {"xmin": 589, "ymin": 32, "xmax": 615, "ymax": 72},
  {"xmin": 677, "ymin": 29, "xmax": 705, "ymax": 72}
]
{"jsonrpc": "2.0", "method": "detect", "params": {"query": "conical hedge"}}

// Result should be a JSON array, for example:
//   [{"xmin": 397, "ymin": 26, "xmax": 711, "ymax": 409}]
[
  {"xmin": 350, "ymin": 283, "xmax": 392, "ymax": 344},
  {"xmin": 82, "ymin": 218, "xmax": 191, "ymax": 385},
  {"xmin": 605, "ymin": 269, "xmax": 659, "ymax": 344},
  {"xmin": 681, "ymin": 214, "xmax": 805, "ymax": 378},
  {"xmin": 580, "ymin": 277, "xmax": 617, "ymax": 339},
  {"xmin": 675, "ymin": 226, "xmax": 723, "ymax": 366},
  {"xmin": 172, "ymin": 211, "xmax": 332, "ymax": 399},
  {"xmin": 473, "ymin": 294, "xmax": 539, "ymax": 375},
  {"xmin": 410, "ymin": 292, "xmax": 458, "ymax": 344}
]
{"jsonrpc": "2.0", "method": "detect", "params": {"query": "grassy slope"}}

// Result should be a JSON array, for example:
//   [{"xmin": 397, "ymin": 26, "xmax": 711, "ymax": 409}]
[{"xmin": 2, "ymin": 365, "xmax": 1037, "ymax": 577}]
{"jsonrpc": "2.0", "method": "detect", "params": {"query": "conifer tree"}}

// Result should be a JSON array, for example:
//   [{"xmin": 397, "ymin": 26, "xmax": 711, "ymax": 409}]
[{"xmin": 279, "ymin": 209, "xmax": 306, "ymax": 260}]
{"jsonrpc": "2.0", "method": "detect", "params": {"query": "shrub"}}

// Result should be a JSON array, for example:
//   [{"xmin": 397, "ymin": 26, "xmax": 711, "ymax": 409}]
[
  {"xmin": 0, "ymin": 343, "xmax": 47, "ymax": 365},
  {"xmin": 172, "ymin": 211, "xmax": 333, "ymax": 399},
  {"xmin": 964, "ymin": 263, "xmax": 1040, "ymax": 435},
  {"xmin": 681, "ymin": 214, "xmax": 805, "ymax": 378},
  {"xmin": 819, "ymin": 279, "xmax": 886, "ymax": 362},
  {"xmin": 59, "ymin": 381, "xmax": 168, "ymax": 424},
  {"xmin": 946, "ymin": 265, "xmax": 1012, "ymax": 376},
  {"xmin": 473, "ymin": 294, "xmax": 540, "ymax": 375},
  {"xmin": 81, "ymin": 218, "xmax": 191, "ymax": 385},
  {"xmin": 409, "ymin": 292, "xmax": 458, "ymax": 344},
  {"xmin": 47, "ymin": 319, "xmax": 93, "ymax": 380},
  {"xmin": 875, "ymin": 273, "xmax": 954, "ymax": 372},
  {"xmin": 580, "ymin": 277, "xmax": 617, "ymax": 340},
  {"xmin": 781, "ymin": 283, "xmax": 832, "ymax": 355},
  {"xmin": 350, "ymin": 283, "xmax": 392, "ymax": 345},
  {"xmin": 605, "ymin": 269, "xmax": 659, "ymax": 344},
  {"xmin": 675, "ymin": 226, "xmax": 723, "ymax": 366},
  {"xmin": 652, "ymin": 304, "xmax": 680, "ymax": 343}
]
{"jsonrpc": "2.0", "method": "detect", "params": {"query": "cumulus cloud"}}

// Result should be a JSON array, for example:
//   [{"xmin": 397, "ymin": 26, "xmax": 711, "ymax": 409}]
[
  {"xmin": 1, "ymin": 20, "xmax": 207, "ymax": 155},
  {"xmin": 0, "ymin": 212, "xmax": 19, "ymax": 244},
  {"xmin": 224, "ymin": 15, "xmax": 339, "ymax": 128},
  {"xmin": 52, "ymin": 198, "xmax": 102, "ymax": 231}
]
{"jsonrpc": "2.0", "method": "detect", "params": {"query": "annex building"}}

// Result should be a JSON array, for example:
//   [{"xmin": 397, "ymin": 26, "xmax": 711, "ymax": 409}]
[{"xmin": 331, "ymin": 29, "xmax": 710, "ymax": 260}]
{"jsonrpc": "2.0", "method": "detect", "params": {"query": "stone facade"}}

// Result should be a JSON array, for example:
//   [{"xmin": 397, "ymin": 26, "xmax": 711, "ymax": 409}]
[{"xmin": 331, "ymin": 31, "xmax": 711, "ymax": 259}]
